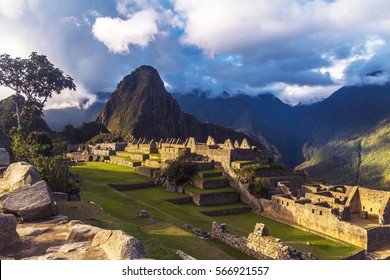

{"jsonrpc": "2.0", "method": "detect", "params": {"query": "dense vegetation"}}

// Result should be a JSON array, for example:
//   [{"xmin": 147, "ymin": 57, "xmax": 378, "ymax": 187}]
[
  {"xmin": 11, "ymin": 131, "xmax": 72, "ymax": 192},
  {"xmin": 162, "ymin": 156, "xmax": 197, "ymax": 185}
]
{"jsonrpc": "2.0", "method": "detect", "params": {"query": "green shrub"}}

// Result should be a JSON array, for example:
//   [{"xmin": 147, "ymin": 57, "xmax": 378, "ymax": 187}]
[
  {"xmin": 162, "ymin": 157, "xmax": 197, "ymax": 185},
  {"xmin": 11, "ymin": 130, "xmax": 72, "ymax": 192}
]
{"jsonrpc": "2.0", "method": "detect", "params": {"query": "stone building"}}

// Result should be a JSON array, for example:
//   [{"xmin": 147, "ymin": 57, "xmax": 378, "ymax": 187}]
[{"xmin": 261, "ymin": 183, "xmax": 390, "ymax": 250}]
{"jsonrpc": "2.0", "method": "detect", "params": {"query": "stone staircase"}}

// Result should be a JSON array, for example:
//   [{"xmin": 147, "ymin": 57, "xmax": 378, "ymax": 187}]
[{"xmin": 182, "ymin": 163, "xmax": 252, "ymax": 215}]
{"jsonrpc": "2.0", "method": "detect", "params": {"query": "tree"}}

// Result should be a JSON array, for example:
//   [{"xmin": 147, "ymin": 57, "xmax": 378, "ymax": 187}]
[{"xmin": 0, "ymin": 52, "xmax": 76, "ymax": 130}]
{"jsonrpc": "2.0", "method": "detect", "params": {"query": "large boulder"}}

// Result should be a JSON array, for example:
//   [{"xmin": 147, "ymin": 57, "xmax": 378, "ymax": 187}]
[
  {"xmin": 1, "ymin": 162, "xmax": 41, "ymax": 192},
  {"xmin": 91, "ymin": 230, "xmax": 147, "ymax": 260},
  {"xmin": 67, "ymin": 223, "xmax": 102, "ymax": 242},
  {"xmin": 0, "ymin": 214, "xmax": 19, "ymax": 251},
  {"xmin": 1, "ymin": 180, "xmax": 57, "ymax": 221}
]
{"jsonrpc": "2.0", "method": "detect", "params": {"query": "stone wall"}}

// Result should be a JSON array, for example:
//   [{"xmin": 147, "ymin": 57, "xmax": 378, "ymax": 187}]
[
  {"xmin": 126, "ymin": 143, "xmax": 157, "ymax": 154},
  {"xmin": 224, "ymin": 166, "xmax": 263, "ymax": 211},
  {"xmin": 134, "ymin": 167, "xmax": 157, "ymax": 178},
  {"xmin": 67, "ymin": 153, "xmax": 108, "ymax": 162},
  {"xmin": 108, "ymin": 158, "xmax": 141, "ymax": 168},
  {"xmin": 129, "ymin": 154, "xmax": 149, "ymax": 161},
  {"xmin": 165, "ymin": 197, "xmax": 193, "ymax": 204},
  {"xmin": 200, "ymin": 206, "xmax": 251, "ymax": 217},
  {"xmin": 92, "ymin": 149, "xmax": 116, "ymax": 156},
  {"xmin": 260, "ymin": 197, "xmax": 371, "ymax": 249},
  {"xmin": 144, "ymin": 159, "xmax": 162, "ymax": 169},
  {"xmin": 211, "ymin": 222, "xmax": 270, "ymax": 260},
  {"xmin": 193, "ymin": 178, "xmax": 228, "ymax": 189},
  {"xmin": 107, "ymin": 183, "xmax": 155, "ymax": 191},
  {"xmin": 186, "ymin": 190, "xmax": 239, "ymax": 206},
  {"xmin": 211, "ymin": 222, "xmax": 313, "ymax": 260},
  {"xmin": 160, "ymin": 147, "xmax": 189, "ymax": 160},
  {"xmin": 96, "ymin": 143, "xmax": 127, "ymax": 151},
  {"xmin": 358, "ymin": 188, "xmax": 390, "ymax": 223},
  {"xmin": 366, "ymin": 226, "xmax": 390, "ymax": 250},
  {"xmin": 193, "ymin": 146, "xmax": 231, "ymax": 168}
]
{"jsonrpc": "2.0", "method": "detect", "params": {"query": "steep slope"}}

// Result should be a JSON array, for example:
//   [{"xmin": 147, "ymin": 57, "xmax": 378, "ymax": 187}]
[
  {"xmin": 175, "ymin": 92, "xmax": 308, "ymax": 165},
  {"xmin": 97, "ymin": 66, "xmax": 258, "ymax": 145},
  {"xmin": 176, "ymin": 83, "xmax": 390, "ymax": 189},
  {"xmin": 297, "ymin": 83, "xmax": 390, "ymax": 187}
]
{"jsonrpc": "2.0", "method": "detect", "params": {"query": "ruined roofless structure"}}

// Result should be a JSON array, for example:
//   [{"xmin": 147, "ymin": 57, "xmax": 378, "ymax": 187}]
[
  {"xmin": 123, "ymin": 135, "xmax": 270, "ymax": 167},
  {"xmin": 261, "ymin": 183, "xmax": 390, "ymax": 251}
]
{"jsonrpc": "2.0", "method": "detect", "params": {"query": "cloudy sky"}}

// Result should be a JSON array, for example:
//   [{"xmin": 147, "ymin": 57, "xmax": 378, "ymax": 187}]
[{"xmin": 0, "ymin": 0, "xmax": 390, "ymax": 107}]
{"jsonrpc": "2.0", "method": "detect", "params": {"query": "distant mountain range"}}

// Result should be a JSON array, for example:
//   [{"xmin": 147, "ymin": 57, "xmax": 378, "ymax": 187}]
[{"xmin": 175, "ymin": 83, "xmax": 390, "ymax": 188}]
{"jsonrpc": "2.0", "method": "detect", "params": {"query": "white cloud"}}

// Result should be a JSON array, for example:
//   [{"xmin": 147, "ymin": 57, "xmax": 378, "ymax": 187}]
[
  {"xmin": 272, "ymin": 83, "xmax": 340, "ymax": 105},
  {"xmin": 0, "ymin": 0, "xmax": 27, "ymax": 19},
  {"xmin": 92, "ymin": 9, "xmax": 159, "ymax": 54},
  {"xmin": 45, "ymin": 83, "xmax": 97, "ymax": 110},
  {"xmin": 173, "ymin": 0, "xmax": 390, "ymax": 55}
]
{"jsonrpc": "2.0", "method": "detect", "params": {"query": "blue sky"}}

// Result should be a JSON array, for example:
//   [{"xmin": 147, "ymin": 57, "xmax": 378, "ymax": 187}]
[{"xmin": 1, "ymin": 0, "xmax": 390, "ymax": 108}]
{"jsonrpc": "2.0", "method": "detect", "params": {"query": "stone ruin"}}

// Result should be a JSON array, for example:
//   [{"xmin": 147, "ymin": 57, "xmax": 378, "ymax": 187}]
[
  {"xmin": 261, "ymin": 183, "xmax": 390, "ymax": 251},
  {"xmin": 211, "ymin": 221, "xmax": 314, "ymax": 260}
]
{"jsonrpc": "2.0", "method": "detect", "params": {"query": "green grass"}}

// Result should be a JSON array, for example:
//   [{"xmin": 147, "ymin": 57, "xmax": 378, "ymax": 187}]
[
  {"xmin": 65, "ymin": 162, "xmax": 360, "ymax": 260},
  {"xmin": 149, "ymin": 153, "xmax": 161, "ymax": 159},
  {"xmin": 216, "ymin": 213, "xmax": 359, "ymax": 260},
  {"xmin": 66, "ymin": 162, "xmax": 248, "ymax": 259}
]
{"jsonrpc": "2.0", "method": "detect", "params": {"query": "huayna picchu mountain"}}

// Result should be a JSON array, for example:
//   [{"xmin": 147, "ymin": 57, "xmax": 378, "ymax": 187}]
[{"xmin": 97, "ymin": 65, "xmax": 259, "ymax": 145}]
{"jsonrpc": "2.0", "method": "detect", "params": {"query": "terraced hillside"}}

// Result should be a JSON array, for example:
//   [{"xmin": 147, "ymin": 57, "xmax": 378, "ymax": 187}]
[{"xmin": 60, "ymin": 162, "xmax": 359, "ymax": 259}]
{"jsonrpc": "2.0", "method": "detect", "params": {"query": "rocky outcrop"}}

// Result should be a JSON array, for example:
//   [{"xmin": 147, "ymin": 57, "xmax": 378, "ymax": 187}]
[
  {"xmin": 1, "ymin": 180, "xmax": 57, "ymax": 221},
  {"xmin": 1, "ymin": 162, "xmax": 41, "ymax": 192},
  {"xmin": 0, "ymin": 216, "xmax": 147, "ymax": 260},
  {"xmin": 0, "ymin": 214, "xmax": 19, "ymax": 251},
  {"xmin": 67, "ymin": 223, "xmax": 102, "ymax": 242},
  {"xmin": 91, "ymin": 230, "xmax": 147, "ymax": 260}
]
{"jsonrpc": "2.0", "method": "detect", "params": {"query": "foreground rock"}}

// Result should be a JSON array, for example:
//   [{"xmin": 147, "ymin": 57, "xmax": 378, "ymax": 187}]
[
  {"xmin": 1, "ymin": 180, "xmax": 57, "ymax": 221},
  {"xmin": 0, "ymin": 214, "xmax": 19, "ymax": 251},
  {"xmin": 1, "ymin": 162, "xmax": 41, "ymax": 192},
  {"xmin": 0, "ymin": 216, "xmax": 148, "ymax": 260},
  {"xmin": 91, "ymin": 230, "xmax": 147, "ymax": 260}
]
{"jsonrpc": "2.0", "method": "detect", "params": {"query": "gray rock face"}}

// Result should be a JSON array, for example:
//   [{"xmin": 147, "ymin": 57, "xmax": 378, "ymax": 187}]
[
  {"xmin": 1, "ymin": 180, "xmax": 57, "ymax": 221},
  {"xmin": 91, "ymin": 230, "xmax": 147, "ymax": 260},
  {"xmin": 0, "ymin": 148, "xmax": 10, "ymax": 166},
  {"xmin": 0, "ymin": 214, "xmax": 19, "ymax": 251},
  {"xmin": 1, "ymin": 162, "xmax": 41, "ymax": 192},
  {"xmin": 67, "ymin": 224, "xmax": 102, "ymax": 242}
]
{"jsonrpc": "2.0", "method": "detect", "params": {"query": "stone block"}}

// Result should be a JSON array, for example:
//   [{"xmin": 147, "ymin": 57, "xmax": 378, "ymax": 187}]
[
  {"xmin": 1, "ymin": 162, "xmax": 42, "ymax": 192},
  {"xmin": 0, "ymin": 214, "xmax": 19, "ymax": 251},
  {"xmin": 1, "ymin": 180, "xmax": 57, "ymax": 221},
  {"xmin": 91, "ymin": 230, "xmax": 147, "ymax": 260}
]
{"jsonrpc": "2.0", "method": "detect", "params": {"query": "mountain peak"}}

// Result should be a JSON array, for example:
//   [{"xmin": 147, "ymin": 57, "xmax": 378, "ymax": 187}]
[{"xmin": 97, "ymin": 66, "xmax": 257, "ymax": 145}]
